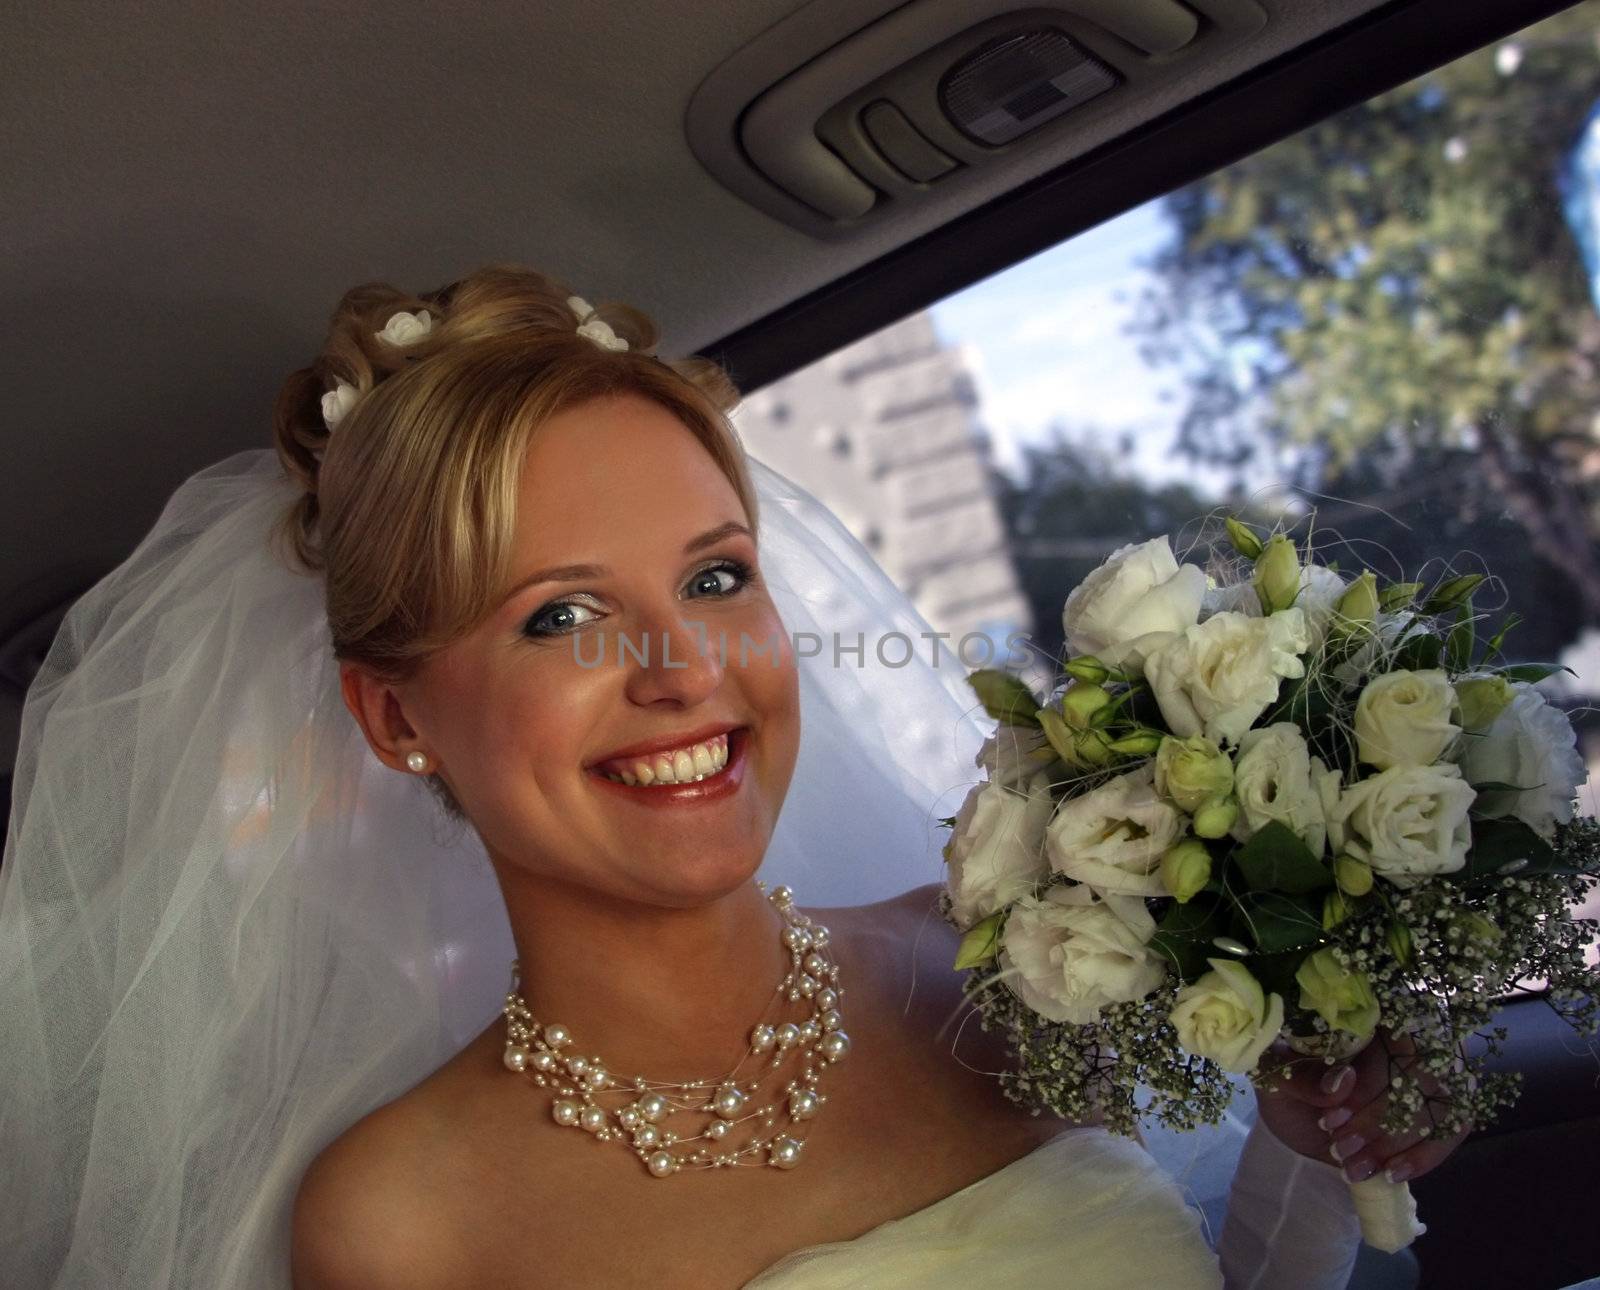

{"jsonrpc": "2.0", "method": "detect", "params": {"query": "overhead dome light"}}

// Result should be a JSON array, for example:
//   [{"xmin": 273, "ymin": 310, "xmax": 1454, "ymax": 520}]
[{"xmin": 940, "ymin": 29, "xmax": 1118, "ymax": 146}]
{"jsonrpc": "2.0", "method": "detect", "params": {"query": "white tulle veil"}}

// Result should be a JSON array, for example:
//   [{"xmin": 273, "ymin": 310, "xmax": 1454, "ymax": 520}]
[{"xmin": 0, "ymin": 446, "xmax": 989, "ymax": 1288}]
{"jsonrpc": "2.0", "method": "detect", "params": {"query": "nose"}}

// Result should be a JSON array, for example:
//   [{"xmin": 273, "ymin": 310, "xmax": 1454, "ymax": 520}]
[{"xmin": 620, "ymin": 606, "xmax": 724, "ymax": 708}]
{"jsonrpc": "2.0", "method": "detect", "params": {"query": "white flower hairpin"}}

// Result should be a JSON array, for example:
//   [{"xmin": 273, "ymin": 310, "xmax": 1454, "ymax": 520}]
[
  {"xmin": 322, "ymin": 299, "xmax": 622, "ymax": 432},
  {"xmin": 567, "ymin": 295, "xmax": 629, "ymax": 352},
  {"xmin": 321, "ymin": 310, "xmax": 435, "ymax": 430},
  {"xmin": 321, "ymin": 380, "xmax": 360, "ymax": 431},
  {"xmin": 374, "ymin": 308, "xmax": 433, "ymax": 347}
]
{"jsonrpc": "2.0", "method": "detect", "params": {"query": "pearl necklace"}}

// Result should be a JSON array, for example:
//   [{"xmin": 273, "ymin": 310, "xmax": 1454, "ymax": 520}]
[{"xmin": 500, "ymin": 882, "xmax": 849, "ymax": 1178}]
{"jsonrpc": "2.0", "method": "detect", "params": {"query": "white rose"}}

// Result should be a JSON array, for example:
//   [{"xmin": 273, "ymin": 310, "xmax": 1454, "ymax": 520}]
[
  {"xmin": 374, "ymin": 308, "xmax": 434, "ymax": 346},
  {"xmin": 1354, "ymin": 669, "xmax": 1460, "ymax": 770},
  {"xmin": 1327, "ymin": 763, "xmax": 1476, "ymax": 888},
  {"xmin": 1045, "ymin": 764, "xmax": 1187, "ymax": 896},
  {"xmin": 945, "ymin": 773, "xmax": 1055, "ymax": 928},
  {"xmin": 1231, "ymin": 723, "xmax": 1339, "ymax": 856},
  {"xmin": 1143, "ymin": 609, "xmax": 1311, "ymax": 747},
  {"xmin": 998, "ymin": 884, "xmax": 1165, "ymax": 1024},
  {"xmin": 975, "ymin": 725, "xmax": 1058, "ymax": 790},
  {"xmin": 1457, "ymin": 683, "xmax": 1587, "ymax": 838},
  {"xmin": 1171, "ymin": 958, "xmax": 1285, "ymax": 1073},
  {"xmin": 1062, "ymin": 537, "xmax": 1207, "ymax": 674},
  {"xmin": 1297, "ymin": 564, "xmax": 1349, "ymax": 651}
]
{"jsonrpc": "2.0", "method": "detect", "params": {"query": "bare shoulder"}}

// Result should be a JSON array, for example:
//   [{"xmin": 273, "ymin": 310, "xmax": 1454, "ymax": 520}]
[
  {"xmin": 829, "ymin": 881, "xmax": 1011, "ymax": 1066},
  {"xmin": 881, "ymin": 880, "xmax": 964, "ymax": 982},
  {"xmin": 290, "ymin": 1089, "xmax": 464, "ymax": 1290}
]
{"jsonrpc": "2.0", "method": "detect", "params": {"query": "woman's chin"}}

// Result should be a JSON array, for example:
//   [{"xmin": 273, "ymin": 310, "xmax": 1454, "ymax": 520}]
[{"xmin": 622, "ymin": 838, "xmax": 770, "ymax": 908}]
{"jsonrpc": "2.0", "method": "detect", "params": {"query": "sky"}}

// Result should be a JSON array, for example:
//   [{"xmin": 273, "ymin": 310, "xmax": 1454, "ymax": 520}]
[{"xmin": 927, "ymin": 199, "xmax": 1239, "ymax": 496}]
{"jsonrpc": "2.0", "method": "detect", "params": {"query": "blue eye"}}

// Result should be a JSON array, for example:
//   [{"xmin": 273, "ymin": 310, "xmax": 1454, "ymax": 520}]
[
  {"xmin": 519, "ymin": 560, "xmax": 756, "ymax": 641},
  {"xmin": 686, "ymin": 559, "xmax": 756, "ymax": 598},
  {"xmin": 521, "ymin": 599, "xmax": 601, "ymax": 639}
]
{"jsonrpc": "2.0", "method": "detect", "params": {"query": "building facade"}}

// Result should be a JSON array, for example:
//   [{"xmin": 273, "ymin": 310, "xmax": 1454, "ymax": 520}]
[{"xmin": 732, "ymin": 311, "xmax": 1034, "ymax": 658}]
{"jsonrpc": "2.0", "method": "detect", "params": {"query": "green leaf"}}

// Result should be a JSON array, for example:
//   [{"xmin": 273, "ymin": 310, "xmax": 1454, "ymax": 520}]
[
  {"xmin": 1234, "ymin": 821, "xmax": 1335, "ymax": 894},
  {"xmin": 1445, "ymin": 603, "xmax": 1475, "ymax": 673},
  {"xmin": 1250, "ymin": 949, "xmax": 1312, "ymax": 999},
  {"xmin": 1484, "ymin": 613, "xmax": 1523, "ymax": 658},
  {"xmin": 1281, "ymin": 672, "xmax": 1340, "ymax": 740},
  {"xmin": 1149, "ymin": 897, "xmax": 1226, "ymax": 982},
  {"xmin": 1233, "ymin": 891, "xmax": 1325, "ymax": 953},
  {"xmin": 1393, "ymin": 630, "xmax": 1443, "ymax": 672},
  {"xmin": 967, "ymin": 670, "xmax": 1041, "ymax": 727},
  {"xmin": 952, "ymin": 911, "xmax": 1005, "ymax": 970},
  {"xmin": 1457, "ymin": 818, "xmax": 1558, "ymax": 881},
  {"xmin": 1495, "ymin": 663, "xmax": 1577, "ymax": 684}
]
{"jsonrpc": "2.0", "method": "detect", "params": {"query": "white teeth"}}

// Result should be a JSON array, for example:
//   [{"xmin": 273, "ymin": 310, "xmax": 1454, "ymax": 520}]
[{"xmin": 600, "ymin": 733, "xmax": 734, "ymax": 787}]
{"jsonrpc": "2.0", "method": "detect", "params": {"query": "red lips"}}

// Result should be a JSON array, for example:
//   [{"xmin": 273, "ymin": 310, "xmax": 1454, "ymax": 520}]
[
  {"xmin": 587, "ymin": 728, "xmax": 749, "ymax": 806},
  {"xmin": 588, "ymin": 723, "xmax": 741, "ymax": 774}
]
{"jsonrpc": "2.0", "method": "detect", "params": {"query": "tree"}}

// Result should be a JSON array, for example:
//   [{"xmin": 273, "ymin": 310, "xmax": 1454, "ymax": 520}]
[{"xmin": 1136, "ymin": 6, "xmax": 1600, "ymax": 625}]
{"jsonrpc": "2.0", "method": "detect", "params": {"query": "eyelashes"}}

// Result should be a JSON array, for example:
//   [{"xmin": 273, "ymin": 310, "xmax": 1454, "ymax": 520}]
[
  {"xmin": 685, "ymin": 557, "xmax": 758, "ymax": 600},
  {"xmin": 520, "ymin": 558, "xmax": 760, "ymax": 640}
]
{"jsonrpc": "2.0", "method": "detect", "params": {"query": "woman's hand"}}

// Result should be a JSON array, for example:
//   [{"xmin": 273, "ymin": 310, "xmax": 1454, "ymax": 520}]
[{"xmin": 1252, "ymin": 1029, "xmax": 1471, "ymax": 1185}]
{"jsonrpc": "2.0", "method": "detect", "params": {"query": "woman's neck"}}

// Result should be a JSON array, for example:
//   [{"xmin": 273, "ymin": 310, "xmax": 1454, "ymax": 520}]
[{"xmin": 492, "ymin": 869, "xmax": 792, "ymax": 1083}]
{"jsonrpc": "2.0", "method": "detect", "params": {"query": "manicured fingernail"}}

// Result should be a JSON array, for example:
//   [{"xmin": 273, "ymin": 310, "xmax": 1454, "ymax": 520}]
[
  {"xmin": 1385, "ymin": 1163, "xmax": 1413, "ymax": 1184},
  {"xmin": 1320, "ymin": 1066, "xmax": 1353, "ymax": 1095},
  {"xmin": 1318, "ymin": 1106, "xmax": 1353, "ymax": 1133},
  {"xmin": 1330, "ymin": 1133, "xmax": 1366, "ymax": 1163},
  {"xmin": 1345, "ymin": 1158, "xmax": 1378, "ymax": 1183}
]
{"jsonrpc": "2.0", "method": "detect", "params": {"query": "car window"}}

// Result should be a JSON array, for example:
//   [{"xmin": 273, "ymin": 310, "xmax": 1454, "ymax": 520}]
[{"xmin": 735, "ymin": 3, "xmax": 1600, "ymax": 803}]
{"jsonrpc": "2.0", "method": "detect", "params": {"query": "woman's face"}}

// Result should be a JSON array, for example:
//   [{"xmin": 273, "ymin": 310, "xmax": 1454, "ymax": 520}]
[{"xmin": 394, "ymin": 392, "xmax": 800, "ymax": 907}]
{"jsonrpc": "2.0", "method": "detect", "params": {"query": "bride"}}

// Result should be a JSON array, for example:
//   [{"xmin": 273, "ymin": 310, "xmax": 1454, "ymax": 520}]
[{"xmin": 0, "ymin": 264, "xmax": 1458, "ymax": 1288}]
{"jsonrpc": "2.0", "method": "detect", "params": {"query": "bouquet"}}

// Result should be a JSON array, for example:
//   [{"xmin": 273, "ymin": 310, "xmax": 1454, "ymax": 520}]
[{"xmin": 941, "ymin": 520, "xmax": 1599, "ymax": 1253}]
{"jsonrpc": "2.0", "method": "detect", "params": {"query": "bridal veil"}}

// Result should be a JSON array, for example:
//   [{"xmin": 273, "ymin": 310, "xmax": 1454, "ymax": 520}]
[{"xmin": 0, "ymin": 446, "xmax": 989, "ymax": 1287}]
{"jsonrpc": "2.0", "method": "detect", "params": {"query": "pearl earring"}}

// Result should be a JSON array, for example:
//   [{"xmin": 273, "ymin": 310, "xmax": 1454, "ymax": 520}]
[{"xmin": 405, "ymin": 751, "xmax": 429, "ymax": 774}]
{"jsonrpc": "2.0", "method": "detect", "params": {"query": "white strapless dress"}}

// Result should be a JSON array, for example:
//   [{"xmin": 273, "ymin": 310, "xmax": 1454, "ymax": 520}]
[
  {"xmin": 744, "ymin": 1126, "xmax": 1221, "ymax": 1289},
  {"xmin": 743, "ymin": 1119, "xmax": 1366, "ymax": 1290}
]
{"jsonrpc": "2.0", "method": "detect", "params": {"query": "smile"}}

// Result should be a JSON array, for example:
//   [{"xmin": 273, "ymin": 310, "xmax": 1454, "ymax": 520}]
[
  {"xmin": 586, "ymin": 728, "xmax": 749, "ymax": 805},
  {"xmin": 596, "ymin": 731, "xmax": 731, "ymax": 786}
]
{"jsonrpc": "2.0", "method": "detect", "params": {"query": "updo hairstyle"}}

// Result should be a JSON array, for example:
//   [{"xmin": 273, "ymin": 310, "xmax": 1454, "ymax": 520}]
[{"xmin": 272, "ymin": 262, "xmax": 757, "ymax": 685}]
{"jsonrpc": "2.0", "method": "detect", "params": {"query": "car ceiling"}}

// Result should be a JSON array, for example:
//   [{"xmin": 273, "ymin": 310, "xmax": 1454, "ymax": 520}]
[{"xmin": 0, "ymin": 0, "xmax": 1570, "ymax": 766}]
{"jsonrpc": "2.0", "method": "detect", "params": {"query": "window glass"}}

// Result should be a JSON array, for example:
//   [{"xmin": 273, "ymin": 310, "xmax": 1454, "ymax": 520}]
[{"xmin": 736, "ymin": 6, "xmax": 1600, "ymax": 893}]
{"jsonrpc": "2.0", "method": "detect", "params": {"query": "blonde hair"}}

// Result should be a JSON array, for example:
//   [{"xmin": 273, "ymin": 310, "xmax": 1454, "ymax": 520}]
[{"xmin": 272, "ymin": 262, "xmax": 756, "ymax": 682}]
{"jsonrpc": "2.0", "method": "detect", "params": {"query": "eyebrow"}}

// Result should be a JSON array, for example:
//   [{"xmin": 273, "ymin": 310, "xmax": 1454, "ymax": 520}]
[{"xmin": 505, "ymin": 520, "xmax": 754, "ymax": 599}]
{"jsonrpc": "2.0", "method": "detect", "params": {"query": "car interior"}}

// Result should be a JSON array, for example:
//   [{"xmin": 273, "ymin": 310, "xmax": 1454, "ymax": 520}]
[{"xmin": 5, "ymin": 1, "xmax": 1597, "ymax": 1286}]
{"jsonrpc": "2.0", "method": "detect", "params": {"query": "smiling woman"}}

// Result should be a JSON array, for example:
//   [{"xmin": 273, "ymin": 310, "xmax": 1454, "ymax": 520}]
[
  {"xmin": 275, "ymin": 268, "xmax": 758, "ymax": 789},
  {"xmin": 338, "ymin": 389, "xmax": 803, "ymax": 921},
  {"xmin": 2, "ymin": 262, "xmax": 1386, "ymax": 1290}
]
